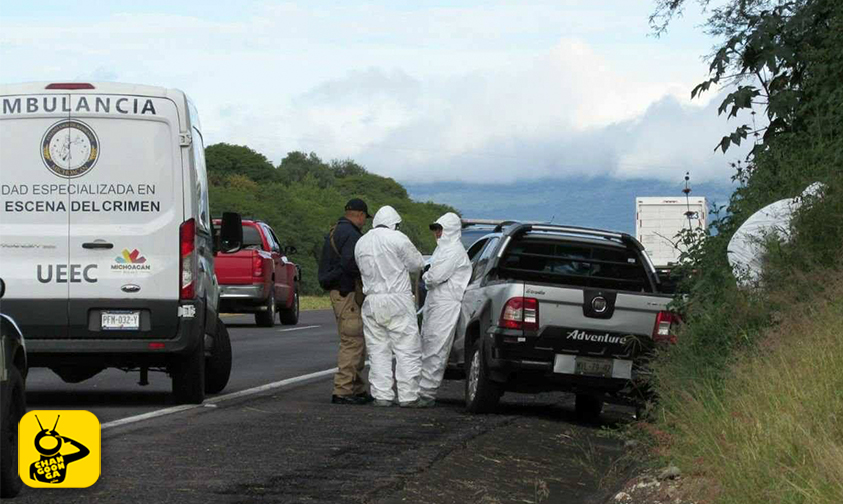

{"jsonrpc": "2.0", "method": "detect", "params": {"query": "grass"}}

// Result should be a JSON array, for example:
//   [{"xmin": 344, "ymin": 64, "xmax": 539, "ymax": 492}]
[
  {"xmin": 656, "ymin": 271, "xmax": 843, "ymax": 504},
  {"xmin": 300, "ymin": 295, "xmax": 332, "ymax": 311}
]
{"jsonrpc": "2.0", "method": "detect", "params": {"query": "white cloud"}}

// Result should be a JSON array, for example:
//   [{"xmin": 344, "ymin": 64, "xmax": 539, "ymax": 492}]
[
  {"xmin": 0, "ymin": 1, "xmax": 742, "ymax": 184},
  {"xmin": 246, "ymin": 44, "xmax": 751, "ymax": 184}
]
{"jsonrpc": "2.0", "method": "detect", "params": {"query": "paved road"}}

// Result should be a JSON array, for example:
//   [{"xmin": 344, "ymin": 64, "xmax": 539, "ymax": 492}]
[
  {"xmin": 15, "ymin": 309, "xmax": 632, "ymax": 503},
  {"xmin": 25, "ymin": 310, "xmax": 339, "ymax": 423}
]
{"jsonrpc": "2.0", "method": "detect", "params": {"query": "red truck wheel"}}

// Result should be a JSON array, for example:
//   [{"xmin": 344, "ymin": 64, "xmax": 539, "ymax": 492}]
[
  {"xmin": 279, "ymin": 290, "xmax": 299, "ymax": 325},
  {"xmin": 255, "ymin": 292, "xmax": 276, "ymax": 327}
]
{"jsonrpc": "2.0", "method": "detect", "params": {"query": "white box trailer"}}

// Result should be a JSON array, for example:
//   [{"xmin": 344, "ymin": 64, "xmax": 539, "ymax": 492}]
[{"xmin": 635, "ymin": 196, "xmax": 707, "ymax": 268}]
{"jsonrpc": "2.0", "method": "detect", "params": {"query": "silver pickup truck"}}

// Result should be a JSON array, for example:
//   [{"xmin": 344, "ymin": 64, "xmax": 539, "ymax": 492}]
[{"xmin": 446, "ymin": 223, "xmax": 678, "ymax": 420}]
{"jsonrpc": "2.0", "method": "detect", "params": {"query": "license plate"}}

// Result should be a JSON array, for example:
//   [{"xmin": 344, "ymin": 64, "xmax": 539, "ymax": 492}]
[
  {"xmin": 574, "ymin": 357, "xmax": 613, "ymax": 377},
  {"xmin": 101, "ymin": 311, "xmax": 140, "ymax": 331}
]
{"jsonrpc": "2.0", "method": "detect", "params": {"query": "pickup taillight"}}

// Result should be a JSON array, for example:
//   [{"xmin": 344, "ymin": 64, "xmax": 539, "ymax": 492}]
[
  {"xmin": 652, "ymin": 311, "xmax": 679, "ymax": 344},
  {"xmin": 500, "ymin": 297, "xmax": 539, "ymax": 331},
  {"xmin": 252, "ymin": 253, "xmax": 263, "ymax": 278}
]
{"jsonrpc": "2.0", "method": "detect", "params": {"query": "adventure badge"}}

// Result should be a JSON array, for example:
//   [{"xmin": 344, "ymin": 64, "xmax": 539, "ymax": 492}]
[
  {"xmin": 19, "ymin": 410, "xmax": 100, "ymax": 488},
  {"xmin": 41, "ymin": 119, "xmax": 100, "ymax": 178}
]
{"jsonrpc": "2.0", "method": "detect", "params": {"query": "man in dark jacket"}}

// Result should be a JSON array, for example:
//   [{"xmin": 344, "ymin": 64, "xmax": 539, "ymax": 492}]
[{"xmin": 319, "ymin": 198, "xmax": 372, "ymax": 405}]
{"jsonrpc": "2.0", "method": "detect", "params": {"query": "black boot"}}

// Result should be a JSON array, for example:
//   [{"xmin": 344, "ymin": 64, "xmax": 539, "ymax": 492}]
[{"xmin": 331, "ymin": 394, "xmax": 368, "ymax": 405}]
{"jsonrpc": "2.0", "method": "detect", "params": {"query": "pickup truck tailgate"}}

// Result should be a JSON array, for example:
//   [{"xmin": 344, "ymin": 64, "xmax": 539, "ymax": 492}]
[
  {"xmin": 523, "ymin": 283, "xmax": 670, "ymax": 359},
  {"xmin": 215, "ymin": 249, "xmax": 259, "ymax": 285}
]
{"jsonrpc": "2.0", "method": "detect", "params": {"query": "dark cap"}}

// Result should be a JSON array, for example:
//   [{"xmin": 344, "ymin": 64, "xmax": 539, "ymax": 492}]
[
  {"xmin": 429, "ymin": 223, "xmax": 443, "ymax": 231},
  {"xmin": 345, "ymin": 198, "xmax": 372, "ymax": 218}
]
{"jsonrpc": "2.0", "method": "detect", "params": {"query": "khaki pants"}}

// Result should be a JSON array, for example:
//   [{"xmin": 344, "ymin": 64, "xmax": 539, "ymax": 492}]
[{"xmin": 330, "ymin": 290, "xmax": 367, "ymax": 396}]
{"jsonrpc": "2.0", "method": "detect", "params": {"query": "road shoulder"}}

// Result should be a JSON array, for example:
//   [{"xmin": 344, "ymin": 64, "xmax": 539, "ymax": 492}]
[{"xmin": 377, "ymin": 396, "xmax": 630, "ymax": 504}]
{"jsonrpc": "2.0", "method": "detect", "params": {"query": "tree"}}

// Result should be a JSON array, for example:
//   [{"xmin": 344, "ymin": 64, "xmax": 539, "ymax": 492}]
[
  {"xmin": 651, "ymin": 0, "xmax": 842, "ymax": 156},
  {"xmin": 330, "ymin": 159, "xmax": 368, "ymax": 178},
  {"xmin": 205, "ymin": 143, "xmax": 279, "ymax": 184},
  {"xmin": 207, "ymin": 145, "xmax": 457, "ymax": 294},
  {"xmin": 278, "ymin": 151, "xmax": 335, "ymax": 188}
]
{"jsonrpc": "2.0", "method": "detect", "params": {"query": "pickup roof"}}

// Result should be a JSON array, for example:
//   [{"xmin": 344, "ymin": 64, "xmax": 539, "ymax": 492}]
[
  {"xmin": 213, "ymin": 220, "xmax": 300, "ymax": 327},
  {"xmin": 448, "ymin": 223, "xmax": 677, "ymax": 419}
]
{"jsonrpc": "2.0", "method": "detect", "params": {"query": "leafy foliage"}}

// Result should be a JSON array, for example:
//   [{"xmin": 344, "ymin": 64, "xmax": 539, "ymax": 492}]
[
  {"xmin": 644, "ymin": 1, "xmax": 843, "ymax": 501},
  {"xmin": 207, "ymin": 145, "xmax": 455, "ymax": 294},
  {"xmin": 657, "ymin": 0, "xmax": 841, "ymax": 156},
  {"xmin": 206, "ymin": 143, "xmax": 278, "ymax": 184}
]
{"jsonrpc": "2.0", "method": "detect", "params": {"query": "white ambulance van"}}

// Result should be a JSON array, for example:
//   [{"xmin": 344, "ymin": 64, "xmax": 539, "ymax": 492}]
[{"xmin": 0, "ymin": 82, "xmax": 242, "ymax": 404}]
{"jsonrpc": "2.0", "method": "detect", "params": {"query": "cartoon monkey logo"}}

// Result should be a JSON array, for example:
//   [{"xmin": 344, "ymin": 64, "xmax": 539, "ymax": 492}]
[{"xmin": 28, "ymin": 415, "xmax": 90, "ymax": 484}]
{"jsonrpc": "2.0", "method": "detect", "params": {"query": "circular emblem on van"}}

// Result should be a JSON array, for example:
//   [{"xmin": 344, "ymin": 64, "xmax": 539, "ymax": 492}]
[
  {"xmin": 591, "ymin": 296, "xmax": 608, "ymax": 313},
  {"xmin": 41, "ymin": 119, "xmax": 99, "ymax": 178}
]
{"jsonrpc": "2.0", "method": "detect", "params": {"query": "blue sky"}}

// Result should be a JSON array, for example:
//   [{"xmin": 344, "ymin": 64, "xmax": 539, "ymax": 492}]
[{"xmin": 0, "ymin": 0, "xmax": 750, "ymax": 185}]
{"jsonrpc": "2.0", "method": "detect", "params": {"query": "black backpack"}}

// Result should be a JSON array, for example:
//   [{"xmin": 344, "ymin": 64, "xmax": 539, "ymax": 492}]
[{"xmin": 317, "ymin": 225, "xmax": 342, "ymax": 291}]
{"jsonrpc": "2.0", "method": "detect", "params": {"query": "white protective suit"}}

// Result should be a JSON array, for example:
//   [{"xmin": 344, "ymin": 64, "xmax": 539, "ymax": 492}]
[
  {"xmin": 728, "ymin": 182, "xmax": 825, "ymax": 287},
  {"xmin": 354, "ymin": 206, "xmax": 426, "ymax": 403},
  {"xmin": 420, "ymin": 213, "xmax": 472, "ymax": 399}
]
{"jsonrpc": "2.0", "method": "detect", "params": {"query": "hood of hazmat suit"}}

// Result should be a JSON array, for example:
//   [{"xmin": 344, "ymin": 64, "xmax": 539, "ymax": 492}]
[
  {"xmin": 423, "ymin": 212, "xmax": 472, "ymax": 300},
  {"xmin": 727, "ymin": 182, "xmax": 826, "ymax": 287},
  {"xmin": 354, "ymin": 205, "xmax": 426, "ymax": 403},
  {"xmin": 419, "ymin": 212, "xmax": 472, "ymax": 399},
  {"xmin": 356, "ymin": 205, "xmax": 425, "ymax": 297},
  {"xmin": 372, "ymin": 205, "xmax": 402, "ymax": 230}
]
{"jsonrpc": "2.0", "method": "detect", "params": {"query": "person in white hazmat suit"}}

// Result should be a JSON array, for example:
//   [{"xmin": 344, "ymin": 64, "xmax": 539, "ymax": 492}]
[
  {"xmin": 728, "ymin": 182, "xmax": 826, "ymax": 287},
  {"xmin": 419, "ymin": 213, "xmax": 472, "ymax": 405},
  {"xmin": 354, "ymin": 206, "xmax": 426, "ymax": 407}
]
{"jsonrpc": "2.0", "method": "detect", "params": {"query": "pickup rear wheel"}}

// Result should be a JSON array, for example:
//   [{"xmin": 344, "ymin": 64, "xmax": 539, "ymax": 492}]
[
  {"xmin": 1, "ymin": 366, "xmax": 25, "ymax": 498},
  {"xmin": 255, "ymin": 291, "xmax": 276, "ymax": 327},
  {"xmin": 574, "ymin": 394, "xmax": 604, "ymax": 423},
  {"xmin": 279, "ymin": 289, "xmax": 299, "ymax": 325},
  {"xmin": 205, "ymin": 318, "xmax": 232, "ymax": 394},
  {"xmin": 172, "ymin": 337, "xmax": 205, "ymax": 404},
  {"xmin": 465, "ymin": 339, "xmax": 502, "ymax": 414}
]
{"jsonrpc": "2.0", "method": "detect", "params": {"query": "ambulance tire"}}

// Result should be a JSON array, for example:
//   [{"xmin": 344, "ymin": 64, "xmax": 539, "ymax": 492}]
[
  {"xmin": 205, "ymin": 318, "xmax": 232, "ymax": 394},
  {"xmin": 0, "ymin": 366, "xmax": 25, "ymax": 498},
  {"xmin": 173, "ymin": 337, "xmax": 205, "ymax": 404}
]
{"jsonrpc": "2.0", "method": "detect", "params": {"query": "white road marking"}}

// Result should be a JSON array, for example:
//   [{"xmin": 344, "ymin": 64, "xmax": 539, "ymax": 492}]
[
  {"xmin": 101, "ymin": 367, "xmax": 338, "ymax": 430},
  {"xmin": 100, "ymin": 405, "xmax": 198, "ymax": 430},
  {"xmin": 278, "ymin": 325, "xmax": 320, "ymax": 332}
]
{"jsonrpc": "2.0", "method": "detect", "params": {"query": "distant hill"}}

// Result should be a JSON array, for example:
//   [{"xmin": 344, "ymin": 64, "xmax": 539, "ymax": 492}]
[
  {"xmin": 206, "ymin": 144, "xmax": 455, "ymax": 295},
  {"xmin": 406, "ymin": 178, "xmax": 735, "ymax": 235},
  {"xmin": 206, "ymin": 142, "xmax": 735, "ymax": 294}
]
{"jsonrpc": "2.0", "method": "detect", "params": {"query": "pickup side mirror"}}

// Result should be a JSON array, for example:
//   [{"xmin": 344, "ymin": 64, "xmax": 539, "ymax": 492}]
[
  {"xmin": 218, "ymin": 212, "xmax": 243, "ymax": 254},
  {"xmin": 0, "ymin": 278, "xmax": 5, "ymax": 299},
  {"xmin": 283, "ymin": 245, "xmax": 297, "ymax": 256}
]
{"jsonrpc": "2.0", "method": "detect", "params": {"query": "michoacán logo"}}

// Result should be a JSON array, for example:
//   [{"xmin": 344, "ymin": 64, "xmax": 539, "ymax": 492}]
[{"xmin": 112, "ymin": 249, "xmax": 150, "ymax": 272}]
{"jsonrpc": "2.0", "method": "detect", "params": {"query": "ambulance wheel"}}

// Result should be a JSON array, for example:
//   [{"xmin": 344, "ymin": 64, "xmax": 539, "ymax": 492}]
[
  {"xmin": 1, "ymin": 366, "xmax": 25, "ymax": 498},
  {"xmin": 205, "ymin": 318, "xmax": 232, "ymax": 394},
  {"xmin": 173, "ymin": 338, "xmax": 205, "ymax": 404}
]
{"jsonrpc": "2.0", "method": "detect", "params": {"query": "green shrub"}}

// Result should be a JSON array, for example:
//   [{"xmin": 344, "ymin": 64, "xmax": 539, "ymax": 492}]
[{"xmin": 207, "ymin": 147, "xmax": 455, "ymax": 295}]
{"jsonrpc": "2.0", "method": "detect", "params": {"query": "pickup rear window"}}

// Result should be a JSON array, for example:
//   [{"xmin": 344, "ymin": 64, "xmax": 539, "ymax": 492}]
[
  {"xmin": 242, "ymin": 225, "xmax": 264, "ymax": 249},
  {"xmin": 212, "ymin": 223, "xmax": 265, "ymax": 250},
  {"xmin": 500, "ymin": 238, "xmax": 652, "ymax": 292}
]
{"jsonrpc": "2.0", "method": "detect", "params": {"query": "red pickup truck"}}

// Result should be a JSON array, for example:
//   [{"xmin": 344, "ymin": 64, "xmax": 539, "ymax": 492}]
[{"xmin": 213, "ymin": 219, "xmax": 300, "ymax": 327}]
